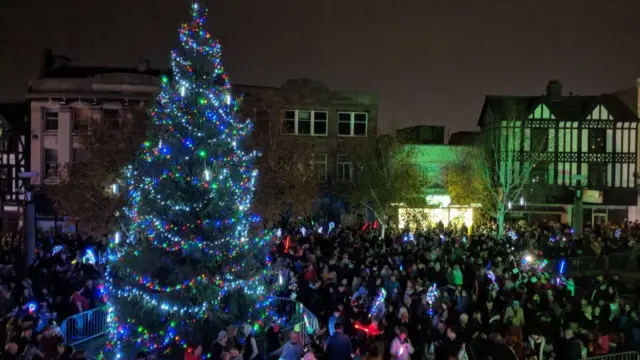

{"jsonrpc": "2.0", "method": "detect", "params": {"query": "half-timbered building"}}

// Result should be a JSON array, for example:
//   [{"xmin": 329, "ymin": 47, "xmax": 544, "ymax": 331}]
[
  {"xmin": 478, "ymin": 80, "xmax": 639, "ymax": 225},
  {"xmin": 0, "ymin": 103, "xmax": 28, "ymax": 231}
]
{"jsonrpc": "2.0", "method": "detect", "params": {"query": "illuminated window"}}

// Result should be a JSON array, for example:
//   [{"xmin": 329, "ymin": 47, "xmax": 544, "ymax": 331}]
[
  {"xmin": 282, "ymin": 110, "xmax": 328, "ymax": 136},
  {"xmin": 338, "ymin": 112, "xmax": 368, "ymax": 137}
]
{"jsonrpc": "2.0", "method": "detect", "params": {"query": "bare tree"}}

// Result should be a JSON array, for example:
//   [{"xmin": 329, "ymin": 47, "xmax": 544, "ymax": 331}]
[
  {"xmin": 338, "ymin": 135, "xmax": 426, "ymax": 237},
  {"xmin": 446, "ymin": 103, "xmax": 545, "ymax": 235},
  {"xmin": 50, "ymin": 109, "xmax": 150, "ymax": 236},
  {"xmin": 251, "ymin": 112, "xmax": 319, "ymax": 226}
]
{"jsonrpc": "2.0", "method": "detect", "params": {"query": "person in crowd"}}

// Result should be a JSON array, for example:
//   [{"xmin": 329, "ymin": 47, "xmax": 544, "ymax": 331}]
[
  {"xmin": 324, "ymin": 322, "xmax": 353, "ymax": 360},
  {"xmin": 211, "ymin": 331, "xmax": 229, "ymax": 360},
  {"xmin": 270, "ymin": 331, "xmax": 303, "ymax": 360},
  {"xmin": 258, "ymin": 218, "xmax": 640, "ymax": 360},
  {"xmin": 242, "ymin": 324, "xmax": 260, "ymax": 360},
  {"xmin": 184, "ymin": 344, "xmax": 202, "ymax": 360},
  {"xmin": 226, "ymin": 326, "xmax": 239, "ymax": 352},
  {"xmin": 389, "ymin": 327, "xmax": 413, "ymax": 360},
  {"xmin": 328, "ymin": 307, "xmax": 343, "ymax": 336}
]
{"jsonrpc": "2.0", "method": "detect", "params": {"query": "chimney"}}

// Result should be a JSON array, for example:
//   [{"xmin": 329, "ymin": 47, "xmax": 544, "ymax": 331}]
[
  {"xmin": 546, "ymin": 80, "xmax": 562, "ymax": 101},
  {"xmin": 40, "ymin": 48, "xmax": 55, "ymax": 76},
  {"xmin": 636, "ymin": 78, "xmax": 640, "ymax": 119},
  {"xmin": 136, "ymin": 57, "xmax": 150, "ymax": 73}
]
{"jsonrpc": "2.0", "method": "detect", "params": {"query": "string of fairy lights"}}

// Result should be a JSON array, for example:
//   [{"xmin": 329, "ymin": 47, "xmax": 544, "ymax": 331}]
[{"xmin": 101, "ymin": 2, "xmax": 275, "ymax": 357}]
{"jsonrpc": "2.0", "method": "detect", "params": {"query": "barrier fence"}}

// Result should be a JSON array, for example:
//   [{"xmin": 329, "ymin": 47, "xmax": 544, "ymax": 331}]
[
  {"xmin": 548, "ymin": 253, "xmax": 639, "ymax": 275},
  {"xmin": 60, "ymin": 306, "xmax": 108, "ymax": 346},
  {"xmin": 59, "ymin": 298, "xmax": 319, "ymax": 352},
  {"xmin": 587, "ymin": 351, "xmax": 640, "ymax": 360},
  {"xmin": 269, "ymin": 297, "xmax": 319, "ymax": 350}
]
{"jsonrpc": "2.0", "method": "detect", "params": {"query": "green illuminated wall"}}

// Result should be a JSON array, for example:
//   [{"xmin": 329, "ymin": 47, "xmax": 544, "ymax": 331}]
[{"xmin": 405, "ymin": 144, "xmax": 474, "ymax": 194}]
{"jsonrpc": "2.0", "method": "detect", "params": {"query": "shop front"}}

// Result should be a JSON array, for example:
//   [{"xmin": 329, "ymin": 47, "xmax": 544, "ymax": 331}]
[{"xmin": 398, "ymin": 194, "xmax": 478, "ymax": 229}]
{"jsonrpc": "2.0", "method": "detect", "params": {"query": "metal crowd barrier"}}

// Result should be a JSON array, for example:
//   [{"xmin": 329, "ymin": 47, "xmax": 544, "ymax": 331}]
[
  {"xmin": 60, "ymin": 306, "xmax": 108, "ymax": 346},
  {"xmin": 263, "ymin": 297, "xmax": 319, "ymax": 355},
  {"xmin": 552, "ymin": 253, "xmax": 639, "ymax": 275},
  {"xmin": 58, "ymin": 298, "xmax": 318, "ymax": 354},
  {"xmin": 587, "ymin": 351, "xmax": 640, "ymax": 360}
]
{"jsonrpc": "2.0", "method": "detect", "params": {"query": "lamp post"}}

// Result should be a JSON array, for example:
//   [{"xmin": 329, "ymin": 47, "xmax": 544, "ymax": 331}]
[
  {"xmin": 570, "ymin": 175, "xmax": 585, "ymax": 238},
  {"xmin": 18, "ymin": 171, "xmax": 38, "ymax": 272}
]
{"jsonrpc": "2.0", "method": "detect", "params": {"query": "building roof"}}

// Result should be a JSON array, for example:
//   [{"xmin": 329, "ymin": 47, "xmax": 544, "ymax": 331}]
[
  {"xmin": 478, "ymin": 93, "xmax": 638, "ymax": 126},
  {"xmin": 613, "ymin": 86, "xmax": 638, "ymax": 118},
  {"xmin": 448, "ymin": 131, "xmax": 479, "ymax": 145},
  {"xmin": 39, "ymin": 65, "xmax": 166, "ymax": 79},
  {"xmin": 0, "ymin": 102, "xmax": 27, "ymax": 133}
]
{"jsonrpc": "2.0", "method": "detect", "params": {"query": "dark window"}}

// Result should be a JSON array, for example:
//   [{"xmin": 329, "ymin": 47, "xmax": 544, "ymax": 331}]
[
  {"xmin": 0, "ymin": 135, "xmax": 8, "ymax": 152},
  {"xmin": 311, "ymin": 154, "xmax": 327, "ymax": 182},
  {"xmin": 0, "ymin": 168, "xmax": 10, "ymax": 194},
  {"xmin": 530, "ymin": 129, "xmax": 548, "ymax": 151},
  {"xmin": 282, "ymin": 110, "xmax": 296, "ymax": 134},
  {"xmin": 73, "ymin": 108, "xmax": 90, "ymax": 132},
  {"xmin": 530, "ymin": 162, "xmax": 548, "ymax": 184},
  {"xmin": 73, "ymin": 148, "xmax": 89, "ymax": 163},
  {"xmin": 337, "ymin": 155, "xmax": 353, "ymax": 181},
  {"xmin": 313, "ymin": 120, "xmax": 327, "ymax": 135},
  {"xmin": 338, "ymin": 112, "xmax": 368, "ymax": 137},
  {"xmin": 297, "ymin": 111, "xmax": 311, "ymax": 135},
  {"xmin": 353, "ymin": 113, "xmax": 367, "ymax": 136},
  {"xmin": 103, "ymin": 109, "xmax": 121, "ymax": 130},
  {"xmin": 44, "ymin": 148, "xmax": 58, "ymax": 177},
  {"xmin": 589, "ymin": 129, "xmax": 606, "ymax": 153},
  {"xmin": 254, "ymin": 109, "xmax": 270, "ymax": 133},
  {"xmin": 44, "ymin": 109, "xmax": 59, "ymax": 131},
  {"xmin": 311, "ymin": 111, "xmax": 327, "ymax": 136},
  {"xmin": 588, "ymin": 163, "xmax": 607, "ymax": 188}
]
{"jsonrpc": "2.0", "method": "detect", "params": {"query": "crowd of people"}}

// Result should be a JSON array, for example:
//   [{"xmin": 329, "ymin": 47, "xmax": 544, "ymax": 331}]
[
  {"xmin": 0, "ymin": 218, "xmax": 637, "ymax": 360},
  {"xmin": 256, "ymin": 219, "xmax": 640, "ymax": 360},
  {"xmin": 0, "ymin": 232, "xmax": 104, "ymax": 360}
]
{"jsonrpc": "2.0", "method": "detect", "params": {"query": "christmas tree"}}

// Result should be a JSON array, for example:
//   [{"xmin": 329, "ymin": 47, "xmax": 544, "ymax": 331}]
[{"xmin": 103, "ymin": 2, "xmax": 272, "ymax": 356}]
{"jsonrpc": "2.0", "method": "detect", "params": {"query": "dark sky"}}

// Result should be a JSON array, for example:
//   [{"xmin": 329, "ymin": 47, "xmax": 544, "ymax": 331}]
[{"xmin": 1, "ymin": 0, "xmax": 639, "ymax": 135}]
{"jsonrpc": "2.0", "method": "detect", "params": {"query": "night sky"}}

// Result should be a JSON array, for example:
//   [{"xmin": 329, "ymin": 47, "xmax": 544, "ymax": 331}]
[{"xmin": 1, "ymin": 0, "xmax": 639, "ymax": 136}]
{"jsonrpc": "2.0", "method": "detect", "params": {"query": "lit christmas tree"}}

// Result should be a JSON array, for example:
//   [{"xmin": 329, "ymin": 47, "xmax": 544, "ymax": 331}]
[{"xmin": 102, "ymin": 2, "xmax": 272, "ymax": 356}]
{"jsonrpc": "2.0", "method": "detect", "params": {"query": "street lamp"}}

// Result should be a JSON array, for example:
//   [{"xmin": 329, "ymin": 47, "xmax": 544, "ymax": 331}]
[
  {"xmin": 18, "ymin": 171, "xmax": 39, "ymax": 272},
  {"xmin": 569, "ymin": 174, "xmax": 585, "ymax": 237}
]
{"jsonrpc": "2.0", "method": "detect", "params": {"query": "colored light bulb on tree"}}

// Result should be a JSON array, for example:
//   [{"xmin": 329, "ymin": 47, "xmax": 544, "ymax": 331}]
[{"xmin": 101, "ymin": 2, "xmax": 272, "ymax": 357}]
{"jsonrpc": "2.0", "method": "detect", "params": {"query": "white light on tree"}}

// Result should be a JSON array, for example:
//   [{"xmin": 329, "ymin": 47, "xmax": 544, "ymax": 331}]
[
  {"xmin": 204, "ymin": 169, "xmax": 211, "ymax": 181},
  {"xmin": 226, "ymin": 93, "xmax": 231, "ymax": 105},
  {"xmin": 111, "ymin": 183, "xmax": 119, "ymax": 195},
  {"xmin": 114, "ymin": 232, "xmax": 121, "ymax": 244},
  {"xmin": 508, "ymin": 201, "xmax": 512, "ymax": 210},
  {"xmin": 520, "ymin": 196, "xmax": 525, "ymax": 206}
]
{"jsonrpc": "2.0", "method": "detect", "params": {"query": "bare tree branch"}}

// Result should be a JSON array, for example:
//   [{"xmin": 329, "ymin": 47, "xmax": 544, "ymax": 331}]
[
  {"xmin": 49, "ymin": 109, "xmax": 150, "ymax": 236},
  {"xmin": 337, "ymin": 135, "xmax": 427, "ymax": 235},
  {"xmin": 250, "ymin": 112, "xmax": 319, "ymax": 226},
  {"xmin": 445, "ymin": 101, "xmax": 546, "ymax": 235}
]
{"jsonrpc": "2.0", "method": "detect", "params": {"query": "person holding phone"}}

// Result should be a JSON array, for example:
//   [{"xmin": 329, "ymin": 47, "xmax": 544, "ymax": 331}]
[{"xmin": 390, "ymin": 327, "xmax": 414, "ymax": 360}]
